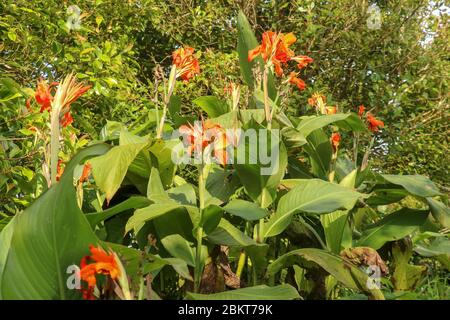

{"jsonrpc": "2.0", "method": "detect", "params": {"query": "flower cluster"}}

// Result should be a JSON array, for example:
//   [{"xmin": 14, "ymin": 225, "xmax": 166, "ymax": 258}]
[
  {"xmin": 179, "ymin": 121, "xmax": 232, "ymax": 166},
  {"xmin": 308, "ymin": 93, "xmax": 337, "ymax": 115},
  {"xmin": 172, "ymin": 46, "xmax": 200, "ymax": 82},
  {"xmin": 358, "ymin": 105, "xmax": 384, "ymax": 132},
  {"xmin": 26, "ymin": 74, "xmax": 90, "ymax": 127},
  {"xmin": 79, "ymin": 245, "xmax": 121, "ymax": 300},
  {"xmin": 248, "ymin": 31, "xmax": 313, "ymax": 91}
]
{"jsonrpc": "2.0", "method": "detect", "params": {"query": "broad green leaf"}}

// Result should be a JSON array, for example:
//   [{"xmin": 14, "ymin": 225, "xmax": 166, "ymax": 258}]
[
  {"xmin": 126, "ymin": 202, "xmax": 197, "ymax": 234},
  {"xmin": 382, "ymin": 174, "xmax": 442, "ymax": 198},
  {"xmin": 267, "ymin": 248, "xmax": 384, "ymax": 300},
  {"xmin": 281, "ymin": 127, "xmax": 307, "ymax": 148},
  {"xmin": 264, "ymin": 179, "xmax": 361, "ymax": 238},
  {"xmin": 205, "ymin": 166, "xmax": 241, "ymax": 203},
  {"xmin": 321, "ymin": 210, "xmax": 349, "ymax": 254},
  {"xmin": 339, "ymin": 169, "xmax": 357, "ymax": 188},
  {"xmin": 0, "ymin": 144, "xmax": 109, "ymax": 299},
  {"xmin": 186, "ymin": 284, "xmax": 300, "ymax": 300},
  {"xmin": 357, "ymin": 208, "xmax": 429, "ymax": 249},
  {"xmin": 426, "ymin": 198, "xmax": 450, "ymax": 228},
  {"xmin": 223, "ymin": 199, "xmax": 268, "ymax": 221},
  {"xmin": 0, "ymin": 216, "xmax": 16, "ymax": 299},
  {"xmin": 414, "ymin": 236, "xmax": 450, "ymax": 257},
  {"xmin": 391, "ymin": 241, "xmax": 427, "ymax": 291},
  {"xmin": 149, "ymin": 139, "xmax": 178, "ymax": 188},
  {"xmin": 147, "ymin": 167, "xmax": 166, "ymax": 200},
  {"xmin": 297, "ymin": 113, "xmax": 367, "ymax": 138},
  {"xmin": 193, "ymin": 96, "xmax": 229, "ymax": 118},
  {"xmin": 366, "ymin": 188, "xmax": 409, "ymax": 206},
  {"xmin": 207, "ymin": 219, "xmax": 259, "ymax": 247},
  {"xmin": 201, "ymin": 204, "xmax": 223, "ymax": 234},
  {"xmin": 85, "ymin": 196, "xmax": 151, "ymax": 228},
  {"xmin": 235, "ymin": 138, "xmax": 287, "ymax": 208},
  {"xmin": 303, "ymin": 129, "xmax": 332, "ymax": 179},
  {"xmin": 206, "ymin": 109, "xmax": 266, "ymax": 129},
  {"xmin": 143, "ymin": 255, "xmax": 193, "ymax": 281},
  {"xmin": 90, "ymin": 142, "xmax": 147, "ymax": 202},
  {"xmin": 161, "ymin": 234, "xmax": 196, "ymax": 267},
  {"xmin": 167, "ymin": 183, "xmax": 197, "ymax": 206}
]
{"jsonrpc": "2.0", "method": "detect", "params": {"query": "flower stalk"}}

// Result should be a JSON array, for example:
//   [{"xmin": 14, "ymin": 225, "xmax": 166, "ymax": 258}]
[
  {"xmin": 194, "ymin": 163, "xmax": 206, "ymax": 293},
  {"xmin": 156, "ymin": 65, "xmax": 177, "ymax": 139}
]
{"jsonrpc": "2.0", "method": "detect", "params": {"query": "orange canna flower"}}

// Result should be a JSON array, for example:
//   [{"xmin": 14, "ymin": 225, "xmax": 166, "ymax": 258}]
[
  {"xmin": 331, "ymin": 132, "xmax": 341, "ymax": 153},
  {"xmin": 326, "ymin": 106, "xmax": 337, "ymax": 115},
  {"xmin": 292, "ymin": 55, "xmax": 314, "ymax": 69},
  {"xmin": 56, "ymin": 160, "xmax": 64, "ymax": 182},
  {"xmin": 358, "ymin": 105, "xmax": 365, "ymax": 118},
  {"xmin": 53, "ymin": 73, "xmax": 91, "ymax": 116},
  {"xmin": 366, "ymin": 113, "xmax": 384, "ymax": 132},
  {"xmin": 60, "ymin": 112, "xmax": 74, "ymax": 127},
  {"xmin": 308, "ymin": 93, "xmax": 326, "ymax": 107},
  {"xmin": 80, "ymin": 162, "xmax": 92, "ymax": 183},
  {"xmin": 79, "ymin": 245, "xmax": 121, "ymax": 300},
  {"xmin": 172, "ymin": 46, "xmax": 200, "ymax": 82},
  {"xmin": 288, "ymin": 72, "xmax": 306, "ymax": 91},
  {"xmin": 179, "ymin": 121, "xmax": 231, "ymax": 166},
  {"xmin": 248, "ymin": 31, "xmax": 312, "ymax": 77},
  {"xmin": 26, "ymin": 79, "xmax": 58, "ymax": 113}
]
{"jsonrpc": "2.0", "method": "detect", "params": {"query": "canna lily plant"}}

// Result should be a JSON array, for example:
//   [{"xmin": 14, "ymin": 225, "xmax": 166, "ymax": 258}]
[{"xmin": 0, "ymin": 11, "xmax": 448, "ymax": 301}]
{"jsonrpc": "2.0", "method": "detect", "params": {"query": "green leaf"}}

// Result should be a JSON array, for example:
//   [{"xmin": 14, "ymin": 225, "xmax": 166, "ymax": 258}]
[
  {"xmin": 321, "ymin": 210, "xmax": 349, "ymax": 254},
  {"xmin": 0, "ymin": 144, "xmax": 109, "ymax": 299},
  {"xmin": 414, "ymin": 236, "xmax": 450, "ymax": 257},
  {"xmin": 426, "ymin": 198, "xmax": 450, "ymax": 228},
  {"xmin": 303, "ymin": 129, "xmax": 332, "ymax": 179},
  {"xmin": 126, "ymin": 202, "xmax": 197, "ymax": 234},
  {"xmin": 143, "ymin": 255, "xmax": 193, "ymax": 281},
  {"xmin": 281, "ymin": 127, "xmax": 307, "ymax": 148},
  {"xmin": 186, "ymin": 284, "xmax": 300, "ymax": 300},
  {"xmin": 264, "ymin": 179, "xmax": 361, "ymax": 238},
  {"xmin": 382, "ymin": 174, "xmax": 442, "ymax": 198},
  {"xmin": 193, "ymin": 96, "xmax": 229, "ymax": 118},
  {"xmin": 236, "ymin": 11, "xmax": 259, "ymax": 89},
  {"xmin": 267, "ymin": 248, "xmax": 384, "ymax": 300},
  {"xmin": 297, "ymin": 114, "xmax": 367, "ymax": 138},
  {"xmin": 161, "ymin": 234, "xmax": 196, "ymax": 267},
  {"xmin": 147, "ymin": 167, "xmax": 167, "ymax": 200},
  {"xmin": 201, "ymin": 204, "xmax": 223, "ymax": 234},
  {"xmin": 90, "ymin": 142, "xmax": 147, "ymax": 202},
  {"xmin": 236, "ymin": 10, "xmax": 277, "ymax": 101},
  {"xmin": 85, "ymin": 196, "xmax": 151, "ymax": 228},
  {"xmin": 205, "ymin": 166, "xmax": 241, "ymax": 203},
  {"xmin": 207, "ymin": 219, "xmax": 259, "ymax": 247},
  {"xmin": 223, "ymin": 199, "xmax": 268, "ymax": 221},
  {"xmin": 206, "ymin": 109, "xmax": 266, "ymax": 129},
  {"xmin": 357, "ymin": 208, "xmax": 429, "ymax": 250},
  {"xmin": 149, "ymin": 139, "xmax": 178, "ymax": 188},
  {"xmin": 235, "ymin": 137, "xmax": 287, "ymax": 208}
]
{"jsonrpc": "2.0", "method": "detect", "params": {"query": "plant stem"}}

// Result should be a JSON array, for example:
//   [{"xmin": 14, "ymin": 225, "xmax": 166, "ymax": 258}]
[
  {"xmin": 236, "ymin": 250, "xmax": 246, "ymax": 279},
  {"xmin": 156, "ymin": 65, "xmax": 176, "ymax": 139},
  {"xmin": 353, "ymin": 132, "xmax": 359, "ymax": 167},
  {"xmin": 262, "ymin": 67, "xmax": 271, "ymax": 130},
  {"xmin": 328, "ymin": 152, "xmax": 337, "ymax": 183},
  {"xmin": 361, "ymin": 136, "xmax": 375, "ymax": 171},
  {"xmin": 194, "ymin": 163, "xmax": 206, "ymax": 293},
  {"xmin": 50, "ymin": 109, "xmax": 60, "ymax": 186}
]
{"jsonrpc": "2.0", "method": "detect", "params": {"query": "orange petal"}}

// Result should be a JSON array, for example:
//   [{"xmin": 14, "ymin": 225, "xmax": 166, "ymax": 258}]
[
  {"xmin": 248, "ymin": 46, "xmax": 261, "ymax": 62},
  {"xmin": 283, "ymin": 32, "xmax": 297, "ymax": 46}
]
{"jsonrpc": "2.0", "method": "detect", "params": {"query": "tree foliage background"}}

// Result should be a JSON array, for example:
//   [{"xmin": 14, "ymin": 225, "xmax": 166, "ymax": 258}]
[{"xmin": 1, "ymin": 0, "xmax": 449, "ymax": 215}]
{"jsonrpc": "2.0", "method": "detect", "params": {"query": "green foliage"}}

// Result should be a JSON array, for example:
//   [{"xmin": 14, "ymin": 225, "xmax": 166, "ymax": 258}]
[{"xmin": 0, "ymin": 1, "xmax": 448, "ymax": 301}]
